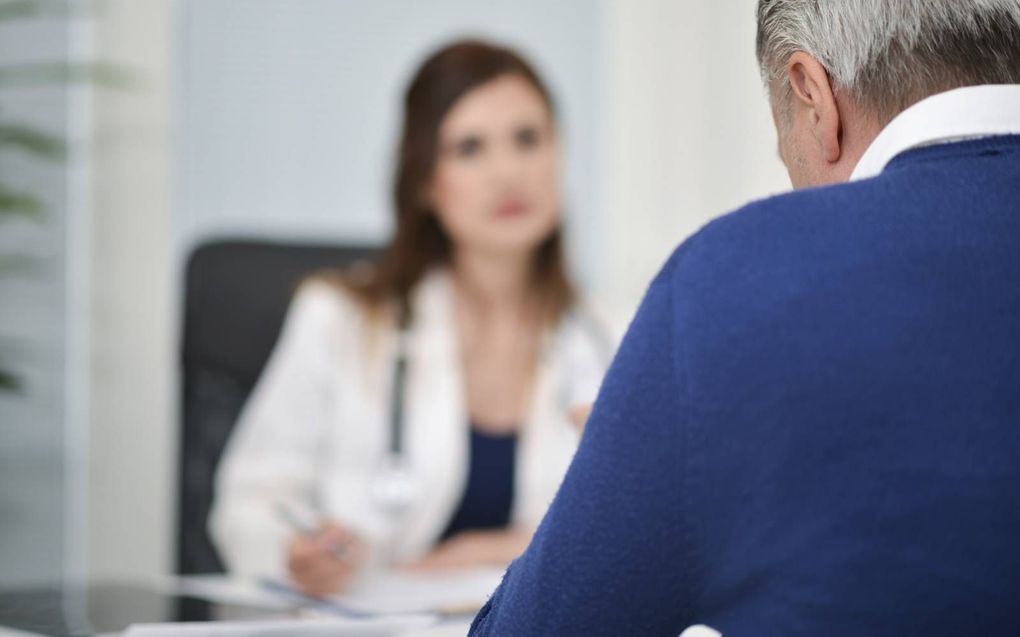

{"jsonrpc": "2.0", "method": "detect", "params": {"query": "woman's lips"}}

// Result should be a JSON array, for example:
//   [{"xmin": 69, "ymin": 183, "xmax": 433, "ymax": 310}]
[{"xmin": 495, "ymin": 198, "xmax": 529, "ymax": 218}]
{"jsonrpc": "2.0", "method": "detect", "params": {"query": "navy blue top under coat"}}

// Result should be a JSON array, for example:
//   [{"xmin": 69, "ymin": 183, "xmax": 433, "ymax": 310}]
[{"xmin": 440, "ymin": 426, "xmax": 517, "ymax": 541}]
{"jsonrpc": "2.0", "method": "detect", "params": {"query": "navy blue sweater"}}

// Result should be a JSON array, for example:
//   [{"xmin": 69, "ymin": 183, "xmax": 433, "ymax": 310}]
[{"xmin": 470, "ymin": 136, "xmax": 1020, "ymax": 636}]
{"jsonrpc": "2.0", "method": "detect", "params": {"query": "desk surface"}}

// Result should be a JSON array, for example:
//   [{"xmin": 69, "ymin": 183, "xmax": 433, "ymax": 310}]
[{"xmin": 0, "ymin": 570, "xmax": 501, "ymax": 636}]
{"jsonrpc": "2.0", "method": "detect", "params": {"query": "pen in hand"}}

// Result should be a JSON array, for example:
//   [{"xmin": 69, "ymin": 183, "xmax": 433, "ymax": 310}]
[{"xmin": 276, "ymin": 502, "xmax": 354, "ymax": 565}]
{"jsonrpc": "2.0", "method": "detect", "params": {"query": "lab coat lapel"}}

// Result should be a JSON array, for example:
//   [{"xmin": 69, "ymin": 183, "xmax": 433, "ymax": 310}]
[{"xmin": 394, "ymin": 270, "xmax": 469, "ymax": 560}]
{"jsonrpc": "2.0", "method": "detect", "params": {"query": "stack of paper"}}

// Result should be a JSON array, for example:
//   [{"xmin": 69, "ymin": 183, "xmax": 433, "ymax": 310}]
[{"xmin": 335, "ymin": 567, "xmax": 504, "ymax": 617}]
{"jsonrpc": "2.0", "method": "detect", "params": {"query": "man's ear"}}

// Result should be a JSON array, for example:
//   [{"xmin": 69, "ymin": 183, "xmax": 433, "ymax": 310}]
[{"xmin": 786, "ymin": 51, "xmax": 842, "ymax": 163}]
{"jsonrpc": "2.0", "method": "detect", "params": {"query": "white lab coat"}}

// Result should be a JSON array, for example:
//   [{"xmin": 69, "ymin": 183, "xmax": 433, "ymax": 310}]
[{"xmin": 209, "ymin": 269, "xmax": 615, "ymax": 577}]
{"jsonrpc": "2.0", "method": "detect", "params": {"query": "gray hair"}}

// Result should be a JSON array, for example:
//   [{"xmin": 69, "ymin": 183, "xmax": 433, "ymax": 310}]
[{"xmin": 756, "ymin": 0, "xmax": 1020, "ymax": 122}]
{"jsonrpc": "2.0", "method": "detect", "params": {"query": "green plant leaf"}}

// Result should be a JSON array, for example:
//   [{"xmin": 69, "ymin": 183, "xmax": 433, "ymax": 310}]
[
  {"xmin": 0, "ymin": 254, "xmax": 45, "ymax": 275},
  {"xmin": 0, "ymin": 0, "xmax": 49, "ymax": 21},
  {"xmin": 0, "ymin": 61, "xmax": 138, "ymax": 89},
  {"xmin": 0, "ymin": 0, "xmax": 95, "ymax": 21},
  {"xmin": 0, "ymin": 369, "xmax": 21, "ymax": 393},
  {"xmin": 0, "ymin": 123, "xmax": 66, "ymax": 160},
  {"xmin": 0, "ymin": 184, "xmax": 45, "ymax": 220}
]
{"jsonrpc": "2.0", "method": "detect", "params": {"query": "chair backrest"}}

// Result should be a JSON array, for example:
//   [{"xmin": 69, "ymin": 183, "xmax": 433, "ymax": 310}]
[{"xmin": 177, "ymin": 239, "xmax": 382, "ymax": 574}]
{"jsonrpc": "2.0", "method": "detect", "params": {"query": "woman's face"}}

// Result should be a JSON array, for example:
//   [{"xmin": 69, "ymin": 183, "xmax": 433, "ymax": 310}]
[{"xmin": 428, "ymin": 73, "xmax": 561, "ymax": 259}]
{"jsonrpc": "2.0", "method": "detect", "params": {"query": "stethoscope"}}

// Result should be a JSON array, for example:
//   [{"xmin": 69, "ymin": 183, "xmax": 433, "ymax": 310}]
[
  {"xmin": 369, "ymin": 301, "xmax": 420, "ymax": 517},
  {"xmin": 368, "ymin": 300, "xmax": 614, "ymax": 517}
]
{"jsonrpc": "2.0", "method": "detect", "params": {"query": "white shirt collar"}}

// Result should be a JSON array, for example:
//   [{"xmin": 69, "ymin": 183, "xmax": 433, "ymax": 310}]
[{"xmin": 851, "ymin": 84, "xmax": 1020, "ymax": 181}]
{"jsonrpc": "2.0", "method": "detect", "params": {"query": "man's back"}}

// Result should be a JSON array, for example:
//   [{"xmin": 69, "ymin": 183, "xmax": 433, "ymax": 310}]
[
  {"xmin": 471, "ymin": 135, "xmax": 1020, "ymax": 636},
  {"xmin": 676, "ymin": 135, "xmax": 1020, "ymax": 633}
]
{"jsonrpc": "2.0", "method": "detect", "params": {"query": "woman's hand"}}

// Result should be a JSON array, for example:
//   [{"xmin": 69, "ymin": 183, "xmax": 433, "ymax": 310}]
[
  {"xmin": 287, "ymin": 522, "xmax": 366, "ymax": 596},
  {"xmin": 570, "ymin": 403, "xmax": 593, "ymax": 434},
  {"xmin": 403, "ymin": 528, "xmax": 532, "ymax": 571}
]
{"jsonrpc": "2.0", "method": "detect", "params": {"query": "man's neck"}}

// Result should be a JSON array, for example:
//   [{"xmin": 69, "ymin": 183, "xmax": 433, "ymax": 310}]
[{"xmin": 833, "ymin": 90, "xmax": 886, "ymax": 183}]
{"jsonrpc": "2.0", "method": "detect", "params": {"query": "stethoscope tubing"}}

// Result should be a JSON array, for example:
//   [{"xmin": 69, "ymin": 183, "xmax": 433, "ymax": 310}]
[{"xmin": 384, "ymin": 303, "xmax": 613, "ymax": 461}]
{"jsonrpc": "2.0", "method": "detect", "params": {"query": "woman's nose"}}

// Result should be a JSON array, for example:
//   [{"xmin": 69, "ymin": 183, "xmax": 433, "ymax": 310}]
[{"xmin": 489, "ymin": 144, "xmax": 527, "ymax": 184}]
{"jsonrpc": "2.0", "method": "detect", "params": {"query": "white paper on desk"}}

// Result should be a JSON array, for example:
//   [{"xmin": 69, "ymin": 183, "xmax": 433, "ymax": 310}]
[
  {"xmin": 122, "ymin": 616, "xmax": 436, "ymax": 637},
  {"xmin": 331, "ymin": 567, "xmax": 504, "ymax": 616}
]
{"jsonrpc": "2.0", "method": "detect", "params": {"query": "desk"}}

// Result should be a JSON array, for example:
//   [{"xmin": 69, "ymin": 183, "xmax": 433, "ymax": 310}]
[{"xmin": 0, "ymin": 569, "xmax": 501, "ymax": 636}]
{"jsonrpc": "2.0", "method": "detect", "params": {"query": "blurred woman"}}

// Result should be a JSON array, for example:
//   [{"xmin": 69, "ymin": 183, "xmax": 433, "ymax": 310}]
[{"xmin": 209, "ymin": 39, "xmax": 614, "ymax": 596}]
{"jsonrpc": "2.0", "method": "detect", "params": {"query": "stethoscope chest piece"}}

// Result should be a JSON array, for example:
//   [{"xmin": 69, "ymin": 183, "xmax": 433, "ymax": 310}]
[{"xmin": 370, "ymin": 452, "xmax": 420, "ymax": 517}]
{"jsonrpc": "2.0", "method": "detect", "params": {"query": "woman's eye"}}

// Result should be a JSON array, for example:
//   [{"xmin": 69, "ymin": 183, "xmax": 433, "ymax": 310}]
[
  {"xmin": 515, "ymin": 127, "xmax": 541, "ymax": 150},
  {"xmin": 455, "ymin": 137, "xmax": 482, "ymax": 158}
]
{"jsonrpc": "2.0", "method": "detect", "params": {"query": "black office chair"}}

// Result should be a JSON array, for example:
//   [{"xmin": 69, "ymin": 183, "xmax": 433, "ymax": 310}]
[{"xmin": 177, "ymin": 239, "xmax": 382, "ymax": 574}]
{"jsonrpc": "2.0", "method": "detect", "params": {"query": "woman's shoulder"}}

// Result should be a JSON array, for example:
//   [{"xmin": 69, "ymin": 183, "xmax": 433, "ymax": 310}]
[
  {"xmin": 561, "ymin": 294, "xmax": 627, "ymax": 344},
  {"xmin": 287, "ymin": 274, "xmax": 380, "ymax": 333}
]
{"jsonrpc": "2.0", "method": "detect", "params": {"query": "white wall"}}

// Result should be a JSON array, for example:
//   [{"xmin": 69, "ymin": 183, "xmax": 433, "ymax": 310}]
[
  {"xmin": 87, "ymin": 0, "xmax": 175, "ymax": 579},
  {"xmin": 601, "ymin": 0, "xmax": 789, "ymax": 310}
]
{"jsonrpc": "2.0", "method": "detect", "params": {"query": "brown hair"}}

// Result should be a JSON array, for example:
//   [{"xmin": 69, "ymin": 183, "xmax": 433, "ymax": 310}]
[{"xmin": 338, "ymin": 39, "xmax": 575, "ymax": 325}]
